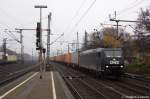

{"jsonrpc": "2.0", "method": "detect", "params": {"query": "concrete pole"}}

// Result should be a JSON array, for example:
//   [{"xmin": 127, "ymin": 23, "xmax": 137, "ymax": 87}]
[
  {"xmin": 39, "ymin": 8, "xmax": 43, "ymax": 79},
  {"xmin": 32, "ymin": 48, "xmax": 33, "ymax": 63},
  {"xmin": 116, "ymin": 21, "xmax": 119, "ymax": 38},
  {"xmin": 15, "ymin": 29, "xmax": 24, "ymax": 63},
  {"xmin": 3, "ymin": 38, "xmax": 7, "ymax": 61},
  {"xmin": 43, "ymin": 49, "xmax": 46, "ymax": 72},
  {"xmin": 20, "ymin": 30, "xmax": 24, "ymax": 63},
  {"xmin": 47, "ymin": 12, "xmax": 52, "ymax": 65},
  {"xmin": 77, "ymin": 32, "xmax": 79, "ymax": 67},
  {"xmin": 68, "ymin": 44, "xmax": 70, "ymax": 53}
]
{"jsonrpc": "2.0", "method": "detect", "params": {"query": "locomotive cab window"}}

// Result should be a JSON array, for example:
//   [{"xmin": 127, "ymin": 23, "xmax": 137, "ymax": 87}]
[{"xmin": 104, "ymin": 50, "xmax": 122, "ymax": 58}]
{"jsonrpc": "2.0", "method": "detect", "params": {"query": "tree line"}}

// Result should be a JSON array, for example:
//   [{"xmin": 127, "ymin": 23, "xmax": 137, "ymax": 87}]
[{"xmin": 81, "ymin": 7, "xmax": 150, "ymax": 63}]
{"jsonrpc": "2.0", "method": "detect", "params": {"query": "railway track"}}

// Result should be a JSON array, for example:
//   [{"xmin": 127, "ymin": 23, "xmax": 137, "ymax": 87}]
[
  {"xmin": 0, "ymin": 63, "xmax": 39, "ymax": 87},
  {"xmin": 51, "ymin": 62, "xmax": 150, "ymax": 99},
  {"xmin": 55, "ymin": 63, "xmax": 108, "ymax": 99},
  {"xmin": 124, "ymin": 73, "xmax": 150, "ymax": 83}
]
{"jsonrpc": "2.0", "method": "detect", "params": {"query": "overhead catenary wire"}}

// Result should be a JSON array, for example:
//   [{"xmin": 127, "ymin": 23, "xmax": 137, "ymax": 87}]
[
  {"xmin": 72, "ymin": 0, "xmax": 88, "ymax": 21},
  {"xmin": 69, "ymin": 0, "xmax": 97, "ymax": 33},
  {"xmin": 99, "ymin": 0, "xmax": 146, "ymax": 39},
  {"xmin": 96, "ymin": 0, "xmax": 142, "ymax": 30},
  {"xmin": 75, "ymin": 0, "xmax": 96, "ymax": 27},
  {"xmin": 8, "ymin": 31, "xmax": 19, "ymax": 40},
  {"xmin": 50, "ymin": 33, "xmax": 64, "ymax": 45},
  {"xmin": 119, "ymin": 0, "xmax": 140, "ymax": 12},
  {"xmin": 0, "ymin": 6, "xmax": 47, "ymax": 29},
  {"xmin": 5, "ymin": 30, "xmax": 20, "ymax": 43},
  {"xmin": 117, "ymin": 0, "xmax": 147, "ymax": 16},
  {"xmin": 63, "ymin": 0, "xmax": 87, "ymax": 33},
  {"xmin": 20, "ymin": 15, "xmax": 48, "ymax": 29},
  {"xmin": 0, "ymin": 20, "xmax": 14, "ymax": 31},
  {"xmin": 0, "ymin": 7, "xmax": 21, "ymax": 24},
  {"xmin": 128, "ymin": 25, "xmax": 150, "ymax": 34}
]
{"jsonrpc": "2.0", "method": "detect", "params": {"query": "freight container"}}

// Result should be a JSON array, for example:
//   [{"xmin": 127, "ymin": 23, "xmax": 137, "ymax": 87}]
[
  {"xmin": 55, "ymin": 54, "xmax": 65, "ymax": 63},
  {"xmin": 64, "ymin": 53, "xmax": 72, "ymax": 64},
  {"xmin": 7, "ymin": 55, "xmax": 17, "ymax": 62}
]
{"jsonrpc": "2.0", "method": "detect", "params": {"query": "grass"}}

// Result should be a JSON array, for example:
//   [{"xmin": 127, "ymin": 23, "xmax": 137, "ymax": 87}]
[{"xmin": 126, "ymin": 58, "xmax": 150, "ymax": 75}]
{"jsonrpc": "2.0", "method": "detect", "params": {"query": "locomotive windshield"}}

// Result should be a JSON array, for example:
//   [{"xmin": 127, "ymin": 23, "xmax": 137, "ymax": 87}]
[{"xmin": 104, "ymin": 50, "xmax": 122, "ymax": 57}]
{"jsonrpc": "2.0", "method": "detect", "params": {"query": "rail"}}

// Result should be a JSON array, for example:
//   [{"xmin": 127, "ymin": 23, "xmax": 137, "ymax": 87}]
[
  {"xmin": 124, "ymin": 73, "xmax": 150, "ymax": 82},
  {"xmin": 0, "ymin": 63, "xmax": 40, "ymax": 86}
]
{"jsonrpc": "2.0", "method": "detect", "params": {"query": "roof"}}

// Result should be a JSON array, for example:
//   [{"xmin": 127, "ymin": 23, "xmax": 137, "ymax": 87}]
[
  {"xmin": 80, "ymin": 48, "xmax": 122, "ymax": 55},
  {"xmin": 80, "ymin": 48, "xmax": 103, "ymax": 55}
]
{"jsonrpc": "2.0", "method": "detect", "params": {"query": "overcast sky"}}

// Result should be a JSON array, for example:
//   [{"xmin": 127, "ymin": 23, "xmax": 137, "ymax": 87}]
[{"xmin": 0, "ymin": 0, "xmax": 149, "ymax": 56}]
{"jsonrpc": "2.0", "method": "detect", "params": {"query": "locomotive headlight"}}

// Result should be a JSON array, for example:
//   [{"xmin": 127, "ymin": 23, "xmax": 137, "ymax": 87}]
[
  {"xmin": 120, "ymin": 65, "xmax": 124, "ymax": 68},
  {"xmin": 106, "ymin": 65, "xmax": 109, "ymax": 68}
]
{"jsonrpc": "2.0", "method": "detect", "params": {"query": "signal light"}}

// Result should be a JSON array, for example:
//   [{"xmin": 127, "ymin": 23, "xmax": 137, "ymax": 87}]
[
  {"xmin": 36, "ymin": 41, "xmax": 40, "ymax": 47},
  {"xmin": 36, "ymin": 47, "xmax": 40, "ymax": 50},
  {"xmin": 43, "ymin": 48, "xmax": 46, "ymax": 53},
  {"xmin": 36, "ymin": 22, "xmax": 41, "ymax": 38},
  {"xmin": 36, "ymin": 22, "xmax": 41, "ymax": 50}
]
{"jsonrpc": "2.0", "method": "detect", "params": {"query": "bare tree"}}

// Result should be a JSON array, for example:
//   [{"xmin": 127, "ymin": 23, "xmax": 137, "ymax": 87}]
[{"xmin": 135, "ymin": 8, "xmax": 150, "ymax": 59}]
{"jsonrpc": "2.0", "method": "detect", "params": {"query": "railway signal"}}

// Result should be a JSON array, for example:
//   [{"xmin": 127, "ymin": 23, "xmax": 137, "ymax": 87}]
[
  {"xmin": 34, "ymin": 5, "xmax": 47, "ymax": 79},
  {"xmin": 36, "ymin": 22, "xmax": 41, "ymax": 50},
  {"xmin": 43, "ymin": 48, "xmax": 46, "ymax": 72},
  {"xmin": 47, "ymin": 12, "xmax": 52, "ymax": 65}
]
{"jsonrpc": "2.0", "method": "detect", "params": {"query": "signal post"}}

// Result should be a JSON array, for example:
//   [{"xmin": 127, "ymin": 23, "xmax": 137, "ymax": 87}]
[{"xmin": 35, "ymin": 5, "xmax": 47, "ymax": 79}]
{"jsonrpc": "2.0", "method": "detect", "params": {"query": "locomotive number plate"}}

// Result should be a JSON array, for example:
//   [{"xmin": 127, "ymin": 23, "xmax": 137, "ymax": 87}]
[{"xmin": 110, "ymin": 60, "xmax": 119, "ymax": 64}]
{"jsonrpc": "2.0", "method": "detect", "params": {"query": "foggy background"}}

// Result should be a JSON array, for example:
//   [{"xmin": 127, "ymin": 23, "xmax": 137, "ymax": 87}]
[{"xmin": 0, "ymin": 0, "xmax": 149, "ymax": 58}]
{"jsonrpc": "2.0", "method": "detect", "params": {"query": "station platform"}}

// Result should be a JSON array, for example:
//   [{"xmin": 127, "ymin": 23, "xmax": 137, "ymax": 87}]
[{"xmin": 0, "ymin": 70, "xmax": 74, "ymax": 99}]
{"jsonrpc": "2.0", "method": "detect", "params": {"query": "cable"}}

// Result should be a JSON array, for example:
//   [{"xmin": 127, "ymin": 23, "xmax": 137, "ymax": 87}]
[
  {"xmin": 50, "ymin": 33, "xmax": 64, "ymax": 45},
  {"xmin": 0, "ymin": 20, "xmax": 12, "ymax": 30},
  {"xmin": 63, "ymin": 0, "xmax": 87, "ymax": 33},
  {"xmin": 8, "ymin": 31, "xmax": 20, "ymax": 42},
  {"xmin": 0, "ymin": 7, "xmax": 22, "ymax": 25},
  {"xmin": 5, "ymin": 31, "xmax": 20, "ymax": 43},
  {"xmin": 128, "ymin": 25, "xmax": 150, "ymax": 34},
  {"xmin": 118, "ymin": 0, "xmax": 146, "ymax": 16},
  {"xmin": 72, "ymin": 0, "xmax": 88, "ymax": 20},
  {"xmin": 70, "ymin": 0, "xmax": 97, "ymax": 33},
  {"xmin": 21, "ymin": 15, "xmax": 48, "ymax": 28},
  {"xmin": 75, "ymin": 0, "xmax": 96, "ymax": 26},
  {"xmin": 98, "ymin": 0, "xmax": 145, "ymax": 36},
  {"xmin": 8, "ymin": 31, "xmax": 19, "ymax": 40}
]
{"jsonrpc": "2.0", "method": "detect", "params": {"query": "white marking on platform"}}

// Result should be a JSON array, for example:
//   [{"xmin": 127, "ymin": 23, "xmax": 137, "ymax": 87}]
[
  {"xmin": 51, "ymin": 72, "xmax": 57, "ymax": 99},
  {"xmin": 0, "ymin": 72, "xmax": 38, "ymax": 99}
]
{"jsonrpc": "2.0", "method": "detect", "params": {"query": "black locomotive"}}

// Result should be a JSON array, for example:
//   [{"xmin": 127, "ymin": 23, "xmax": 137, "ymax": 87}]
[{"xmin": 79, "ymin": 48, "xmax": 124, "ymax": 77}]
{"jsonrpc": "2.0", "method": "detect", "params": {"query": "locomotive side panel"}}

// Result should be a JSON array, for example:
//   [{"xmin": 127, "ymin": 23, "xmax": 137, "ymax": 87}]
[{"xmin": 79, "ymin": 52, "xmax": 98, "ymax": 71}]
